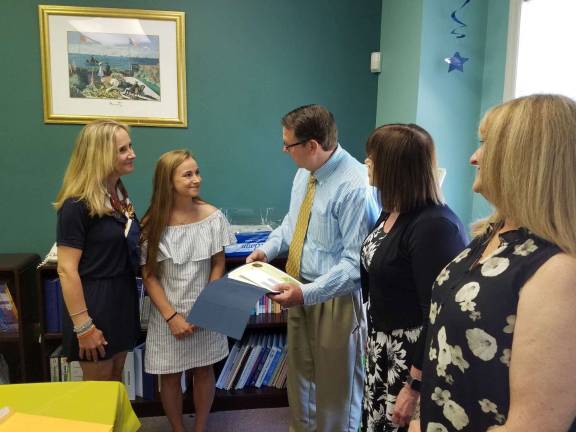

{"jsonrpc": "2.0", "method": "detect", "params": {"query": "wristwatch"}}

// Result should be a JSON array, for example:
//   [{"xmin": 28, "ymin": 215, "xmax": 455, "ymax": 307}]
[{"xmin": 405, "ymin": 375, "xmax": 421, "ymax": 392}]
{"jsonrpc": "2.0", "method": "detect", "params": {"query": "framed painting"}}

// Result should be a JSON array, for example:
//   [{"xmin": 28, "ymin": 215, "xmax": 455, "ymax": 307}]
[{"xmin": 38, "ymin": 5, "xmax": 187, "ymax": 127}]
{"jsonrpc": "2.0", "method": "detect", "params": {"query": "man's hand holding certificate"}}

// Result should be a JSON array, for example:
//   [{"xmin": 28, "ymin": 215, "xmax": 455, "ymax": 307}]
[
  {"xmin": 230, "ymin": 262, "xmax": 305, "ymax": 308},
  {"xmin": 187, "ymin": 262, "xmax": 301, "ymax": 339},
  {"xmin": 228, "ymin": 262, "xmax": 299, "ymax": 292},
  {"xmin": 228, "ymin": 261, "xmax": 304, "ymax": 308}
]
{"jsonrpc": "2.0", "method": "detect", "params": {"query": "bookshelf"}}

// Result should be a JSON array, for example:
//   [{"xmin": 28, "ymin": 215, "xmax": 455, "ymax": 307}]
[
  {"xmin": 0, "ymin": 253, "xmax": 42, "ymax": 383},
  {"xmin": 36, "ymin": 257, "xmax": 288, "ymax": 416}
]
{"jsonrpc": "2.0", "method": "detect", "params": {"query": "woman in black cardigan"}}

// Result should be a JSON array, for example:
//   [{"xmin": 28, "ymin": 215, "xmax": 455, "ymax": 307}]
[{"xmin": 360, "ymin": 124, "xmax": 467, "ymax": 432}]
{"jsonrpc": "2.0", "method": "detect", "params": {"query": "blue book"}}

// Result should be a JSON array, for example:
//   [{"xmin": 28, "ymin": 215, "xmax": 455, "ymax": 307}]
[
  {"xmin": 0, "ymin": 281, "xmax": 18, "ymax": 332},
  {"xmin": 56, "ymin": 279, "xmax": 64, "ymax": 332},
  {"xmin": 263, "ymin": 333, "xmax": 285, "ymax": 386},
  {"xmin": 249, "ymin": 335, "xmax": 271, "ymax": 387},
  {"xmin": 256, "ymin": 334, "xmax": 278, "ymax": 388},
  {"xmin": 43, "ymin": 278, "xmax": 60, "ymax": 333},
  {"xmin": 216, "ymin": 339, "xmax": 242, "ymax": 389}
]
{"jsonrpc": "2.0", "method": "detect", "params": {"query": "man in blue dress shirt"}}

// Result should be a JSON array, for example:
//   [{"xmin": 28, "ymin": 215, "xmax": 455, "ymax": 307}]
[{"xmin": 247, "ymin": 105, "xmax": 378, "ymax": 432}]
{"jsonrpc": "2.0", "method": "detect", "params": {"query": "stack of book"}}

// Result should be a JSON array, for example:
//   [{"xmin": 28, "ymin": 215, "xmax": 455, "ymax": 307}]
[
  {"xmin": 216, "ymin": 332, "xmax": 287, "ymax": 390},
  {"xmin": 252, "ymin": 295, "xmax": 282, "ymax": 315},
  {"xmin": 0, "ymin": 281, "xmax": 18, "ymax": 332}
]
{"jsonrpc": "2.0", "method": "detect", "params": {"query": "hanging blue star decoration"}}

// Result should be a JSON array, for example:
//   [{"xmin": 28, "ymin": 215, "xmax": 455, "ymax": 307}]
[{"xmin": 444, "ymin": 52, "xmax": 469, "ymax": 72}]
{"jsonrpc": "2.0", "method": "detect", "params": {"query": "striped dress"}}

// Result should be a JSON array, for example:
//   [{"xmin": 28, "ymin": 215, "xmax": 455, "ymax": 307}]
[{"xmin": 142, "ymin": 210, "xmax": 236, "ymax": 374}]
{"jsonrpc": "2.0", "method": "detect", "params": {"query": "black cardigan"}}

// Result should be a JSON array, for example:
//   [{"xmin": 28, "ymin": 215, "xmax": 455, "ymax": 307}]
[{"xmin": 360, "ymin": 204, "xmax": 467, "ymax": 369}]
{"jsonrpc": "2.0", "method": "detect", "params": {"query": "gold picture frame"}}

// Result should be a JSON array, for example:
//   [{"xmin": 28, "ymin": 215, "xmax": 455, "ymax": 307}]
[{"xmin": 38, "ymin": 5, "xmax": 187, "ymax": 127}]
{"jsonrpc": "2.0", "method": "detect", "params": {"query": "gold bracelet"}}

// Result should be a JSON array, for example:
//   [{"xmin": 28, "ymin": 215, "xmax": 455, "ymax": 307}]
[{"xmin": 70, "ymin": 308, "xmax": 88, "ymax": 317}]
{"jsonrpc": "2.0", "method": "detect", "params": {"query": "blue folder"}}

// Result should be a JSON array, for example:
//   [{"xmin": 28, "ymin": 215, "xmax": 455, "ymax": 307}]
[{"xmin": 187, "ymin": 277, "xmax": 273, "ymax": 340}]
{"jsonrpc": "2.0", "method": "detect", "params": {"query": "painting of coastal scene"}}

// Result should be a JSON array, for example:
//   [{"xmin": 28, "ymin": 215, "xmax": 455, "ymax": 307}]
[{"xmin": 67, "ymin": 31, "xmax": 160, "ymax": 101}]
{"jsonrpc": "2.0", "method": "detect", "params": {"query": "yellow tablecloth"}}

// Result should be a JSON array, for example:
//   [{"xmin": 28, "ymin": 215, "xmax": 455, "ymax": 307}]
[{"xmin": 0, "ymin": 381, "xmax": 140, "ymax": 432}]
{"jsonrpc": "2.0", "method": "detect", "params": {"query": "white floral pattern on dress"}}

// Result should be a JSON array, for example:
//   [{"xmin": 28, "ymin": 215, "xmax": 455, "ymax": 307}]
[
  {"xmin": 453, "ymin": 248, "xmax": 471, "ymax": 263},
  {"xmin": 513, "ymin": 238, "xmax": 538, "ymax": 256},
  {"xmin": 479, "ymin": 399, "xmax": 497, "ymax": 413},
  {"xmin": 450, "ymin": 345, "xmax": 470, "ymax": 373},
  {"xmin": 437, "ymin": 327, "xmax": 452, "ymax": 374},
  {"xmin": 432, "ymin": 387, "xmax": 451, "ymax": 406},
  {"xmin": 480, "ymin": 256, "xmax": 510, "ymax": 277},
  {"xmin": 430, "ymin": 302, "xmax": 440, "ymax": 324},
  {"xmin": 436, "ymin": 268, "xmax": 450, "ymax": 285},
  {"xmin": 503, "ymin": 315, "xmax": 516, "ymax": 334},
  {"xmin": 478, "ymin": 399, "xmax": 506, "ymax": 425},
  {"xmin": 443, "ymin": 400, "xmax": 469, "ymax": 430},
  {"xmin": 362, "ymin": 325, "xmax": 422, "ymax": 431},
  {"xmin": 430, "ymin": 387, "xmax": 470, "ymax": 430},
  {"xmin": 454, "ymin": 282, "xmax": 480, "ymax": 312},
  {"xmin": 422, "ymin": 229, "xmax": 560, "ymax": 431},
  {"xmin": 466, "ymin": 328, "xmax": 498, "ymax": 361},
  {"xmin": 426, "ymin": 423, "xmax": 449, "ymax": 432},
  {"xmin": 469, "ymin": 310, "xmax": 482, "ymax": 321},
  {"xmin": 499, "ymin": 349, "xmax": 511, "ymax": 367},
  {"xmin": 385, "ymin": 334, "xmax": 407, "ymax": 384}
]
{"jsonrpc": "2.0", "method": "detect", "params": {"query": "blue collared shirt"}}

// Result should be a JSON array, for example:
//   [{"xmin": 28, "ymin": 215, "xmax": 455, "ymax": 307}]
[{"xmin": 260, "ymin": 145, "xmax": 379, "ymax": 305}]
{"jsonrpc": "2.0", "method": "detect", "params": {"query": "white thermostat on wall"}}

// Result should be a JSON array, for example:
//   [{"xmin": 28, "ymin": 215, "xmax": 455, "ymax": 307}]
[{"xmin": 370, "ymin": 52, "xmax": 381, "ymax": 73}]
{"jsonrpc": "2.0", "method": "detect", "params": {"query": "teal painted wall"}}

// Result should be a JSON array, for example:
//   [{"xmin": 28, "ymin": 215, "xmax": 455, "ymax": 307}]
[
  {"xmin": 376, "ymin": 0, "xmax": 510, "ymax": 227},
  {"xmin": 0, "ymin": 0, "xmax": 381, "ymax": 254},
  {"xmin": 376, "ymin": 0, "xmax": 424, "ymax": 125},
  {"xmin": 416, "ymin": 0, "xmax": 489, "ymax": 225},
  {"xmin": 471, "ymin": 0, "xmax": 510, "ymax": 224}
]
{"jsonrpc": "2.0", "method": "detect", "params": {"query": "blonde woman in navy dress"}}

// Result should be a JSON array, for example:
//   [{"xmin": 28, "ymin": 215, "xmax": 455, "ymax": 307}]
[
  {"xmin": 55, "ymin": 119, "xmax": 140, "ymax": 381},
  {"xmin": 140, "ymin": 150, "xmax": 235, "ymax": 432}
]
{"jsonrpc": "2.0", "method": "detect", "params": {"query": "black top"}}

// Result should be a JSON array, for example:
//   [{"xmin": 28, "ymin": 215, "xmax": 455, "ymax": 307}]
[
  {"xmin": 360, "ymin": 204, "xmax": 467, "ymax": 369},
  {"xmin": 57, "ymin": 198, "xmax": 137, "ymax": 277},
  {"xmin": 420, "ymin": 228, "xmax": 562, "ymax": 431}
]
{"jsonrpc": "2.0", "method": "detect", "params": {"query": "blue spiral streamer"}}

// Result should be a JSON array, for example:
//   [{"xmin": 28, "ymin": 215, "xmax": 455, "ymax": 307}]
[{"xmin": 450, "ymin": 0, "xmax": 472, "ymax": 39}]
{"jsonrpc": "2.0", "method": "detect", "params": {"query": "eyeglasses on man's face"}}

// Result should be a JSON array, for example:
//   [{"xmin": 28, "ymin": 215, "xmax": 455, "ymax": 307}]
[{"xmin": 282, "ymin": 138, "xmax": 309, "ymax": 151}]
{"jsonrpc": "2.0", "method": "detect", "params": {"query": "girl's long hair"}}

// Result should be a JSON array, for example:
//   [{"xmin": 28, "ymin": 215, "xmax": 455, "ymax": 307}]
[{"xmin": 141, "ymin": 150, "xmax": 198, "ymax": 278}]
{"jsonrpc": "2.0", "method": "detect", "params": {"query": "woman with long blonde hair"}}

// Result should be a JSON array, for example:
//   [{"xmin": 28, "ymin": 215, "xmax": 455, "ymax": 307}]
[
  {"xmin": 140, "ymin": 150, "xmax": 235, "ymax": 432},
  {"xmin": 416, "ymin": 94, "xmax": 576, "ymax": 432},
  {"xmin": 55, "ymin": 119, "xmax": 140, "ymax": 381}
]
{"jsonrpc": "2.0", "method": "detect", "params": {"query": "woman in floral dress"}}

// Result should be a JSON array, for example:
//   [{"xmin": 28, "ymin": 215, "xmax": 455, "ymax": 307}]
[
  {"xmin": 418, "ymin": 95, "xmax": 576, "ymax": 432},
  {"xmin": 360, "ymin": 124, "xmax": 467, "ymax": 431}
]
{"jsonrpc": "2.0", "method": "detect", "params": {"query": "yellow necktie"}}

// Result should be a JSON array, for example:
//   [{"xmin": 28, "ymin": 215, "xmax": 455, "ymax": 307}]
[{"xmin": 286, "ymin": 174, "xmax": 316, "ymax": 279}]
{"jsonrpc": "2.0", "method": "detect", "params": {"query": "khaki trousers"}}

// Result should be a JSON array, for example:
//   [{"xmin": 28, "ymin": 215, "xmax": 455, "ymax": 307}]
[{"xmin": 287, "ymin": 291, "xmax": 366, "ymax": 432}]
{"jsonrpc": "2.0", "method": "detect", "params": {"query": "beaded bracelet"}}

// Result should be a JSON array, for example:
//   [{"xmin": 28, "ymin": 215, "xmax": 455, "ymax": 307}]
[
  {"xmin": 73, "ymin": 317, "xmax": 93, "ymax": 334},
  {"xmin": 76, "ymin": 324, "xmax": 96, "ymax": 338},
  {"xmin": 166, "ymin": 312, "xmax": 178, "ymax": 322}
]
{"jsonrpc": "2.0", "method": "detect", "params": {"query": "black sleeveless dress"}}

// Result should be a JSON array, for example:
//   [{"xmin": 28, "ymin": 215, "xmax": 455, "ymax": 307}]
[{"xmin": 420, "ymin": 227, "xmax": 574, "ymax": 431}]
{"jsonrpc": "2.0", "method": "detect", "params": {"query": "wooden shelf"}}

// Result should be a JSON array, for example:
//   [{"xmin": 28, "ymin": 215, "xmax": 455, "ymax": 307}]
[
  {"xmin": 0, "ymin": 253, "xmax": 42, "ymax": 383},
  {"xmin": 131, "ymin": 387, "xmax": 288, "ymax": 417},
  {"xmin": 0, "ymin": 332, "xmax": 19, "ymax": 342},
  {"xmin": 0, "ymin": 254, "xmax": 40, "ymax": 273},
  {"xmin": 247, "ymin": 312, "xmax": 287, "ymax": 329}
]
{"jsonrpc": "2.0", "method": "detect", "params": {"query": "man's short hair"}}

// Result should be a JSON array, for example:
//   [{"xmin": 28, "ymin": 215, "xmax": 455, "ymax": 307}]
[{"xmin": 282, "ymin": 104, "xmax": 338, "ymax": 151}]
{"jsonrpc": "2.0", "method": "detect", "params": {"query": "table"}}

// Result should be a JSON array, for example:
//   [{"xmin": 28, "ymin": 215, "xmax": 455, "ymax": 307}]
[{"xmin": 0, "ymin": 381, "xmax": 140, "ymax": 431}]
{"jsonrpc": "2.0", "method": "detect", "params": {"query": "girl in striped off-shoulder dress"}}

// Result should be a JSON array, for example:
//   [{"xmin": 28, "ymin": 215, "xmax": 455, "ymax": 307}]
[{"xmin": 140, "ymin": 150, "xmax": 236, "ymax": 432}]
